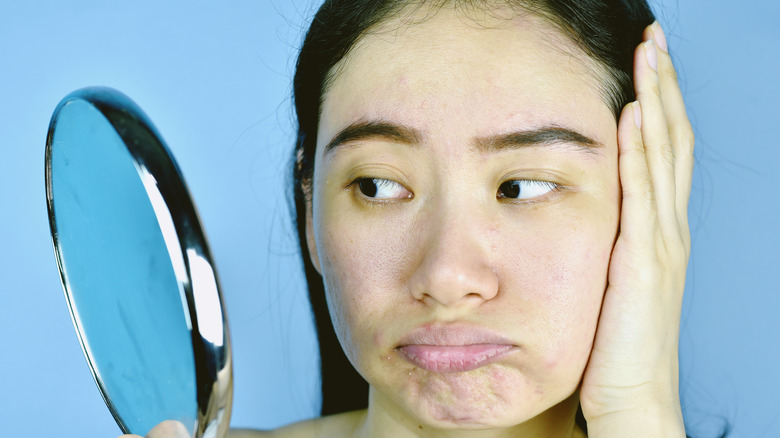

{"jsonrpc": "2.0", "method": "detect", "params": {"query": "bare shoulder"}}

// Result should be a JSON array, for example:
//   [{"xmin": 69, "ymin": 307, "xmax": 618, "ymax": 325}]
[{"xmin": 229, "ymin": 410, "xmax": 366, "ymax": 438}]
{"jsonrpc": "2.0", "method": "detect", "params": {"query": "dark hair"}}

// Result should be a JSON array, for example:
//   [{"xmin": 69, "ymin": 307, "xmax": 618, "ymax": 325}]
[{"xmin": 290, "ymin": 0, "xmax": 655, "ymax": 424}]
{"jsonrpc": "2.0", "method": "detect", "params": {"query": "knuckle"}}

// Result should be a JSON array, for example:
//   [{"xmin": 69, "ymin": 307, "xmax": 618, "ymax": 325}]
[
  {"xmin": 660, "ymin": 64, "xmax": 680, "ymax": 84},
  {"xmin": 627, "ymin": 138, "xmax": 646, "ymax": 154},
  {"xmin": 625, "ymin": 178, "xmax": 655, "ymax": 204},
  {"xmin": 660, "ymin": 235, "xmax": 688, "ymax": 267},
  {"xmin": 678, "ymin": 127, "xmax": 695, "ymax": 152},
  {"xmin": 658, "ymin": 142, "xmax": 676, "ymax": 170},
  {"xmin": 642, "ymin": 80, "xmax": 663, "ymax": 102},
  {"xmin": 671, "ymin": 130, "xmax": 695, "ymax": 165},
  {"xmin": 669, "ymin": 244, "xmax": 686, "ymax": 265}
]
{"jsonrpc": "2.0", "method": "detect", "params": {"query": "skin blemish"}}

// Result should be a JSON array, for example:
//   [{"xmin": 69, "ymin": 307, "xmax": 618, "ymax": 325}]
[{"xmin": 313, "ymin": 4, "xmax": 620, "ymax": 434}]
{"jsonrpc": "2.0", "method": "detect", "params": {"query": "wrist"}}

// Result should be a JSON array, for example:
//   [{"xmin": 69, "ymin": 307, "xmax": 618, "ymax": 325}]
[
  {"xmin": 584, "ymin": 391, "xmax": 685, "ymax": 438},
  {"xmin": 581, "ymin": 354, "xmax": 681, "ymax": 416}
]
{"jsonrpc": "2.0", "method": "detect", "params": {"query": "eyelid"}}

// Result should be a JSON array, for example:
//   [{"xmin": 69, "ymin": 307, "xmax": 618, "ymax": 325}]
[{"xmin": 343, "ymin": 163, "xmax": 411, "ymax": 186}]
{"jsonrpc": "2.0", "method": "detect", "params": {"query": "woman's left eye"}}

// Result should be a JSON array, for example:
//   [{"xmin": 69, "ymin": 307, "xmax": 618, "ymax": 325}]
[
  {"xmin": 355, "ymin": 178, "xmax": 412, "ymax": 200},
  {"xmin": 497, "ymin": 180, "xmax": 558, "ymax": 200}
]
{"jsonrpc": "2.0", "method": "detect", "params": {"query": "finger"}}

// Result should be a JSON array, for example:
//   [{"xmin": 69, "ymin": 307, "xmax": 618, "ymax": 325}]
[
  {"xmin": 145, "ymin": 420, "xmax": 190, "ymax": 438},
  {"xmin": 634, "ymin": 39, "xmax": 680, "ymax": 238},
  {"xmin": 617, "ymin": 100, "xmax": 657, "ymax": 240},
  {"xmin": 645, "ymin": 22, "xmax": 695, "ymax": 231}
]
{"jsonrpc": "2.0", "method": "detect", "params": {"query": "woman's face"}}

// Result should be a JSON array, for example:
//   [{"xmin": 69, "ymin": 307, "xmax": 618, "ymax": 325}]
[{"xmin": 307, "ymin": 6, "xmax": 620, "ymax": 431}]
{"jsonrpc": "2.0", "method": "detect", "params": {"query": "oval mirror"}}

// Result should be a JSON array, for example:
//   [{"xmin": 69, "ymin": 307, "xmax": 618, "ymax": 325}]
[{"xmin": 45, "ymin": 87, "xmax": 232, "ymax": 437}]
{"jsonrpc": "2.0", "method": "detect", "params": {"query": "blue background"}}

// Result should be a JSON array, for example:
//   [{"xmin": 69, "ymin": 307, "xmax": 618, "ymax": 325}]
[{"xmin": 1, "ymin": 1, "xmax": 778, "ymax": 437}]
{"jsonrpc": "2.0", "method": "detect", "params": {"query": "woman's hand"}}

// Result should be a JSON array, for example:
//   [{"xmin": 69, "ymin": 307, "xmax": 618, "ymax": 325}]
[
  {"xmin": 579, "ymin": 21, "xmax": 693, "ymax": 437},
  {"xmin": 119, "ymin": 420, "xmax": 190, "ymax": 438}
]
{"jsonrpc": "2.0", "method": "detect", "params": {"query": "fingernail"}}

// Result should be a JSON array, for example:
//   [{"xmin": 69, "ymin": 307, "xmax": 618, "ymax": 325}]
[
  {"xmin": 652, "ymin": 21, "xmax": 668, "ymax": 53},
  {"xmin": 632, "ymin": 101, "xmax": 642, "ymax": 130},
  {"xmin": 645, "ymin": 40, "xmax": 658, "ymax": 71}
]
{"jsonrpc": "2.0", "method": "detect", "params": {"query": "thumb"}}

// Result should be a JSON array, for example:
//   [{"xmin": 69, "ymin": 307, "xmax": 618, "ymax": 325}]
[
  {"xmin": 146, "ymin": 421, "xmax": 190, "ymax": 438},
  {"xmin": 117, "ymin": 420, "xmax": 191, "ymax": 438}
]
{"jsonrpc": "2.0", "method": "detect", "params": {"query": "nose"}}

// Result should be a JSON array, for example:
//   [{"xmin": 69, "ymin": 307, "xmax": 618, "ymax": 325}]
[{"xmin": 408, "ymin": 205, "xmax": 499, "ymax": 308}]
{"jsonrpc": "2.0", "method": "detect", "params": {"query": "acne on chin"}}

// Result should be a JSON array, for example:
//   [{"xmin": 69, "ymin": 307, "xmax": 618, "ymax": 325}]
[{"xmin": 403, "ymin": 365, "xmax": 545, "ymax": 426}]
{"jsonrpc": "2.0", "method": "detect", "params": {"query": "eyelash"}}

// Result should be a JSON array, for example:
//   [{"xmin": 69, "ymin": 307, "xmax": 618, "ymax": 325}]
[
  {"xmin": 350, "ymin": 177, "xmax": 413, "ymax": 202},
  {"xmin": 349, "ymin": 177, "xmax": 562, "ymax": 203},
  {"xmin": 496, "ymin": 179, "xmax": 561, "ymax": 202}
]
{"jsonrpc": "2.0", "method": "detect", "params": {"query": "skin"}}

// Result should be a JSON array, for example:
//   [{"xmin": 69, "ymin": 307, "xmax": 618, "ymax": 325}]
[
  {"xmin": 308, "ymin": 7, "xmax": 615, "ymax": 437},
  {"xmin": 126, "ymin": 4, "xmax": 693, "ymax": 438}
]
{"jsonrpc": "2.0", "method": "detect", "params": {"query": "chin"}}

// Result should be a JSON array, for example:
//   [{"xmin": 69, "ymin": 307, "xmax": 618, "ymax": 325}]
[{"xmin": 395, "ymin": 365, "xmax": 565, "ymax": 430}]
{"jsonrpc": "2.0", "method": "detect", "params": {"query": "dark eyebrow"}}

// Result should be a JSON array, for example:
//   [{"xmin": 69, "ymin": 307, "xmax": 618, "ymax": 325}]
[
  {"xmin": 324, "ymin": 120, "xmax": 602, "ymax": 156},
  {"xmin": 324, "ymin": 120, "xmax": 422, "ymax": 155},
  {"xmin": 474, "ymin": 126, "xmax": 603, "ymax": 154}
]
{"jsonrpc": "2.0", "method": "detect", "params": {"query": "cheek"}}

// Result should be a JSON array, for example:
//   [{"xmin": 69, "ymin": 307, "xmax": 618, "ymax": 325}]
[
  {"xmin": 499, "ymin": 205, "xmax": 617, "ymax": 376},
  {"xmin": 314, "ymin": 208, "xmax": 416, "ymax": 364},
  {"xmin": 313, "ymin": 170, "xmax": 619, "ymax": 390}
]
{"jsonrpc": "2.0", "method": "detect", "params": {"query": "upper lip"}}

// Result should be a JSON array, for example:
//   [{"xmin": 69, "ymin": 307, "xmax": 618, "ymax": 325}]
[{"xmin": 396, "ymin": 322, "xmax": 516, "ymax": 347}]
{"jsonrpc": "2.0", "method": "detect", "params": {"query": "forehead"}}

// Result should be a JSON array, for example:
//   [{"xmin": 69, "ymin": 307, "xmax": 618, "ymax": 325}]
[{"xmin": 319, "ymin": 5, "xmax": 614, "ymax": 149}]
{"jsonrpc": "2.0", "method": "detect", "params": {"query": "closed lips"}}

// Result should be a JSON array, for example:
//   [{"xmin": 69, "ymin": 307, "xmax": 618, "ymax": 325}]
[
  {"xmin": 397, "ymin": 344, "xmax": 515, "ymax": 373},
  {"xmin": 396, "ymin": 323, "xmax": 517, "ymax": 373}
]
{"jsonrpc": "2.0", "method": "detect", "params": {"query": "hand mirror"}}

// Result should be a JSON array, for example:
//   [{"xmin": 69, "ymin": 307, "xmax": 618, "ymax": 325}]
[{"xmin": 45, "ymin": 87, "xmax": 232, "ymax": 437}]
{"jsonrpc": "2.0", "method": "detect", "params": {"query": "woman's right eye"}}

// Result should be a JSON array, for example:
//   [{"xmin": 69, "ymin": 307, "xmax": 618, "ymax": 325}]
[{"xmin": 355, "ymin": 178, "xmax": 412, "ymax": 200}]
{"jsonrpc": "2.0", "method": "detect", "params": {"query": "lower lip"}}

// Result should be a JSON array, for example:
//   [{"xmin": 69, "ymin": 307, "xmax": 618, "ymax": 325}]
[{"xmin": 397, "ymin": 344, "xmax": 515, "ymax": 373}]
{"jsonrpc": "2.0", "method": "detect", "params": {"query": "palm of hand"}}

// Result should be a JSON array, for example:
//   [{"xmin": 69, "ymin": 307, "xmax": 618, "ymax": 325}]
[{"xmin": 579, "ymin": 22, "xmax": 693, "ymax": 433}]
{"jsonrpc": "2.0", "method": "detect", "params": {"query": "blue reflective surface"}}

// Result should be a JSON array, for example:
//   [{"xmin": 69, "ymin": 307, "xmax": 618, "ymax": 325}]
[{"xmin": 50, "ymin": 99, "xmax": 196, "ymax": 435}]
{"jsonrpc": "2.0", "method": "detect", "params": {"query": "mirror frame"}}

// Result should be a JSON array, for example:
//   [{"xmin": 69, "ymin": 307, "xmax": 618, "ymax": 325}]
[{"xmin": 45, "ymin": 86, "xmax": 233, "ymax": 437}]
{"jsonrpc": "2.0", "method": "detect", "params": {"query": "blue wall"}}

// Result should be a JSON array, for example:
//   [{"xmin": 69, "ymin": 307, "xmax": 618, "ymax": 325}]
[{"xmin": 0, "ymin": 1, "xmax": 777, "ymax": 436}]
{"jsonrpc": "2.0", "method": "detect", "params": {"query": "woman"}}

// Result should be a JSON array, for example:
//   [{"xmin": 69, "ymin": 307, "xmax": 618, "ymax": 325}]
[{"xmin": 133, "ymin": 0, "xmax": 693, "ymax": 436}]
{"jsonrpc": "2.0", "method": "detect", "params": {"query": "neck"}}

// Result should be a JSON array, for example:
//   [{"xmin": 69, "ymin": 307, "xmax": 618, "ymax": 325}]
[{"xmin": 350, "ymin": 387, "xmax": 586, "ymax": 438}]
